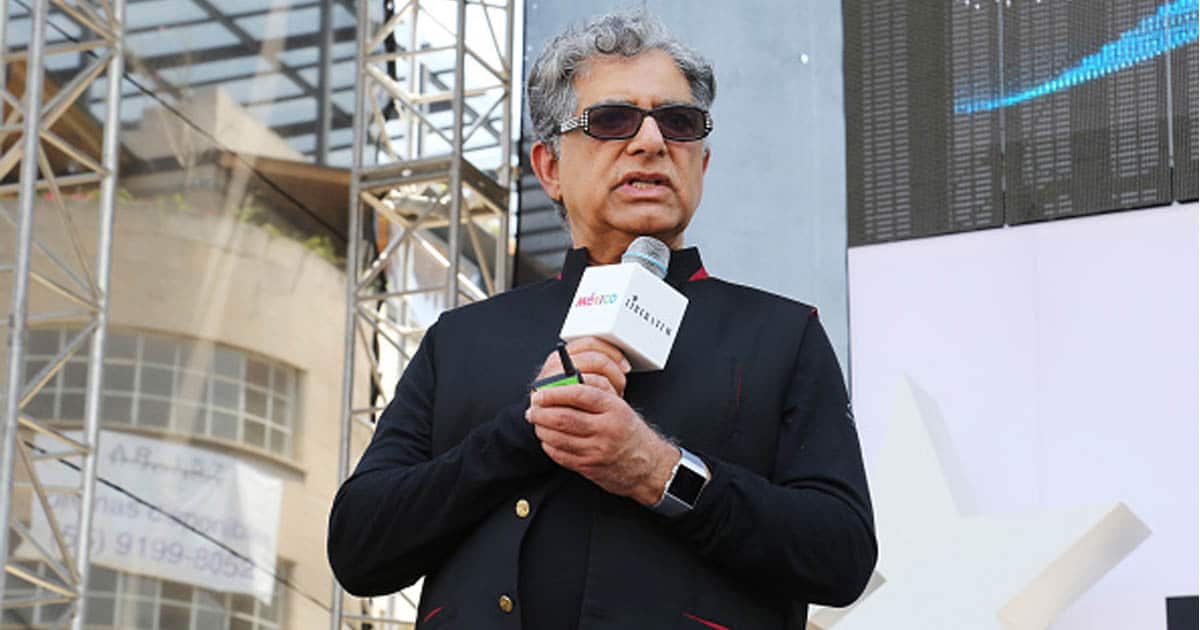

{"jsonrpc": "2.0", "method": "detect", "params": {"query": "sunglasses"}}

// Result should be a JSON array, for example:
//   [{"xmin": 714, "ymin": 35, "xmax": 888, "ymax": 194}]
[{"xmin": 558, "ymin": 104, "xmax": 713, "ymax": 141}]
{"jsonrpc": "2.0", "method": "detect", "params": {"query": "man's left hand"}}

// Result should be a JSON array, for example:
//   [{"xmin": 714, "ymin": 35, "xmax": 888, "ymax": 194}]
[{"xmin": 526, "ymin": 384, "xmax": 678, "ymax": 506}]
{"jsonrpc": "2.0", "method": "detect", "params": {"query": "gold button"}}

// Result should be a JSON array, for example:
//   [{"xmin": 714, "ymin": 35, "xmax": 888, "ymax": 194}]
[
  {"xmin": 515, "ymin": 499, "xmax": 531, "ymax": 518},
  {"xmin": 498, "ymin": 594, "xmax": 514, "ymax": 613}
]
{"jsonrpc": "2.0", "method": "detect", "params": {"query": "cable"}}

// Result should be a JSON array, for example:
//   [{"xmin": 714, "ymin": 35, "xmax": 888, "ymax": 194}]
[
  {"xmin": 22, "ymin": 439, "xmax": 333, "ymax": 616},
  {"xmin": 11, "ymin": 0, "xmax": 345, "ymax": 241}
]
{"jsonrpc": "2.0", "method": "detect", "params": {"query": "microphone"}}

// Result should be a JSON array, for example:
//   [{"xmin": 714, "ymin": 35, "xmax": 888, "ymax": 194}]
[{"xmin": 559, "ymin": 237, "xmax": 689, "ymax": 371}]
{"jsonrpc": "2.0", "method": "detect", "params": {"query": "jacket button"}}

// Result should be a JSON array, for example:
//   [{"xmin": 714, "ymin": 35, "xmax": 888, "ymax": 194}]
[
  {"xmin": 498, "ymin": 594, "xmax": 514, "ymax": 613},
  {"xmin": 515, "ymin": 499, "xmax": 531, "ymax": 518}
]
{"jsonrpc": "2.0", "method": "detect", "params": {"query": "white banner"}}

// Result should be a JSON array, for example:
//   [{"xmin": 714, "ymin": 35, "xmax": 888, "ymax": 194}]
[{"xmin": 29, "ymin": 430, "xmax": 282, "ymax": 603}]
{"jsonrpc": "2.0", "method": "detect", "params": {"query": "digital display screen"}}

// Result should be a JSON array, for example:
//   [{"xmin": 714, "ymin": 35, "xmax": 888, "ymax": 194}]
[
  {"xmin": 844, "ymin": 0, "xmax": 1197, "ymax": 246},
  {"xmin": 671, "ymin": 467, "xmax": 707, "ymax": 504}
]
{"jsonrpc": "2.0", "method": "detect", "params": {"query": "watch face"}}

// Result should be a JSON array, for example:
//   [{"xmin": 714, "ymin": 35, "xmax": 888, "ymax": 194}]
[{"xmin": 669, "ymin": 467, "xmax": 707, "ymax": 505}]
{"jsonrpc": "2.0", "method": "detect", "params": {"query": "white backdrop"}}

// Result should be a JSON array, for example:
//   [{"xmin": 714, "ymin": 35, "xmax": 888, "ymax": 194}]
[{"xmin": 846, "ymin": 203, "xmax": 1198, "ymax": 628}]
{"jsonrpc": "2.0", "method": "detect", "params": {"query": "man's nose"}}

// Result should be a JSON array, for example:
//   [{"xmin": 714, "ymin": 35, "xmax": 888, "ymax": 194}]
[{"xmin": 626, "ymin": 113, "xmax": 667, "ymax": 155}]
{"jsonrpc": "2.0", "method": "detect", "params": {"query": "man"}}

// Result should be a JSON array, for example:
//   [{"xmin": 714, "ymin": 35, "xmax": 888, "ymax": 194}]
[{"xmin": 328, "ymin": 11, "xmax": 876, "ymax": 629}]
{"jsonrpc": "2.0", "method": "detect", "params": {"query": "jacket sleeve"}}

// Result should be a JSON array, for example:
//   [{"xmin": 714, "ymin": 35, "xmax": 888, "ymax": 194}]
[
  {"xmin": 326, "ymin": 320, "xmax": 553, "ymax": 596},
  {"xmin": 667, "ymin": 314, "xmax": 877, "ymax": 607}
]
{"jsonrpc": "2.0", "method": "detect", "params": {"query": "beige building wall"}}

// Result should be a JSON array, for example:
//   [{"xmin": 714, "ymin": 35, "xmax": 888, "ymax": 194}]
[{"xmin": 1, "ymin": 184, "xmax": 377, "ymax": 628}]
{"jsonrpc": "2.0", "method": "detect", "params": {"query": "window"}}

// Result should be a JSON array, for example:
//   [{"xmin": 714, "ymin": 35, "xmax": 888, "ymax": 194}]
[
  {"xmin": 25, "ymin": 328, "xmax": 299, "ymax": 458},
  {"xmin": 1, "ymin": 562, "xmax": 284, "ymax": 630}
]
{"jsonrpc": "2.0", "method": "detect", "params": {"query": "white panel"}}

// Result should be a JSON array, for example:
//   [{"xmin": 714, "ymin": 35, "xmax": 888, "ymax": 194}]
[{"xmin": 847, "ymin": 204, "xmax": 1198, "ymax": 629}]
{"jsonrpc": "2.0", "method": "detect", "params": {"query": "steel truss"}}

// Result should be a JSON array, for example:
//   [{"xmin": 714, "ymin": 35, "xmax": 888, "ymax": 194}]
[
  {"xmin": 333, "ymin": 0, "xmax": 516, "ymax": 627},
  {"xmin": 0, "ymin": 0, "xmax": 125, "ymax": 628}
]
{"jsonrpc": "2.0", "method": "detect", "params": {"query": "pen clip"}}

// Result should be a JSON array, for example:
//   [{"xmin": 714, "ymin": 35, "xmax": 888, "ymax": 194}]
[{"xmin": 556, "ymin": 340, "xmax": 577, "ymax": 376}]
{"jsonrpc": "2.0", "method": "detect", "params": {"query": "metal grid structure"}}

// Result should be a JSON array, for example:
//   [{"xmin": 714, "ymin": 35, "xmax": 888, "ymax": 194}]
[
  {"xmin": 5, "ymin": 0, "xmax": 359, "ymax": 167},
  {"xmin": 0, "ymin": 0, "xmax": 125, "ymax": 627},
  {"xmin": 333, "ymin": 0, "xmax": 516, "ymax": 627}
]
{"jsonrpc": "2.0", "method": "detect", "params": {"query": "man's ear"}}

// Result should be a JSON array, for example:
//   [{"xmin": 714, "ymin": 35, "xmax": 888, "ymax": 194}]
[
  {"xmin": 702, "ymin": 146, "xmax": 711, "ymax": 173},
  {"xmin": 530, "ymin": 140, "xmax": 562, "ymax": 202}
]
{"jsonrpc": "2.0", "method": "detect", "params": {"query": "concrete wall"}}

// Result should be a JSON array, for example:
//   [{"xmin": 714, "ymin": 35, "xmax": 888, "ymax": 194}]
[{"xmin": 521, "ymin": 1, "xmax": 851, "ymax": 372}]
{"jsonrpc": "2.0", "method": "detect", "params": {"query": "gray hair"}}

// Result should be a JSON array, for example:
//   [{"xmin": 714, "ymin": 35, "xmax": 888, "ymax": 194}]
[{"xmin": 526, "ymin": 10, "xmax": 717, "ymax": 157}]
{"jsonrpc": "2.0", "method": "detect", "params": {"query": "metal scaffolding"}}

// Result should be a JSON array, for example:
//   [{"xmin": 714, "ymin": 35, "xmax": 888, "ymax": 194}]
[
  {"xmin": 0, "ymin": 0, "xmax": 125, "ymax": 627},
  {"xmin": 333, "ymin": 0, "xmax": 516, "ymax": 627}
]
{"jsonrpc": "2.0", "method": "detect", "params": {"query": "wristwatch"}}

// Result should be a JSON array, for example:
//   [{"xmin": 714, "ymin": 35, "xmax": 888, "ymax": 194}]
[{"xmin": 650, "ymin": 447, "xmax": 711, "ymax": 517}]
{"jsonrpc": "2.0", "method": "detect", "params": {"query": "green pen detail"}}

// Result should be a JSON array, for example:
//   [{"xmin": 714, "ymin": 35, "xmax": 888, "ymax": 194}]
[
  {"xmin": 533, "ymin": 373, "xmax": 584, "ymax": 390},
  {"xmin": 531, "ymin": 340, "xmax": 584, "ymax": 391}
]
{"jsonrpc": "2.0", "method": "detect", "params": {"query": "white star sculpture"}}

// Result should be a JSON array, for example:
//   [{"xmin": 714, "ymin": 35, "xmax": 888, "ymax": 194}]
[{"xmin": 809, "ymin": 376, "xmax": 1150, "ymax": 630}]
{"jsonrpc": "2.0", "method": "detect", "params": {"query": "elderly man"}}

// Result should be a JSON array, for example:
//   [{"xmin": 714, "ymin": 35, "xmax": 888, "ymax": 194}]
[{"xmin": 328, "ymin": 11, "xmax": 876, "ymax": 629}]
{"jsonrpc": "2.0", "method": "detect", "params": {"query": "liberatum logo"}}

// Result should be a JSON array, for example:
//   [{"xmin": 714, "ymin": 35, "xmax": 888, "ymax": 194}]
[
  {"xmin": 624, "ymin": 294, "xmax": 673, "ymax": 337},
  {"xmin": 575, "ymin": 292, "xmax": 619, "ymax": 307}
]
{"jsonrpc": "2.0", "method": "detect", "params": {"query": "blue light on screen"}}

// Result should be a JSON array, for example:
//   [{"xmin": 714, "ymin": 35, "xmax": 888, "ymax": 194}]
[{"xmin": 954, "ymin": 0, "xmax": 1198, "ymax": 114}]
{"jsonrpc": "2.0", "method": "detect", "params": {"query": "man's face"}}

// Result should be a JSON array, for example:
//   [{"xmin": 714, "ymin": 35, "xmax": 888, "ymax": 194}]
[{"xmin": 533, "ymin": 49, "xmax": 711, "ymax": 257}]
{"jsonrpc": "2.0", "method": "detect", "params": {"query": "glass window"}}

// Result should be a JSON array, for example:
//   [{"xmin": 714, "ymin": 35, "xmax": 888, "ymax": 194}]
[
  {"xmin": 25, "ymin": 327, "xmax": 300, "ymax": 458},
  {"xmin": 103, "ymin": 395, "xmax": 134, "ymax": 425},
  {"xmin": 60, "ymin": 393, "xmax": 86, "ymax": 420},
  {"xmin": 108, "ymin": 332, "xmax": 138, "ymax": 359},
  {"xmin": 90, "ymin": 566, "xmax": 118, "ymax": 592},
  {"xmin": 143, "ymin": 336, "xmax": 178, "ymax": 366},
  {"xmin": 244, "ymin": 420, "xmax": 266, "ymax": 449},
  {"xmin": 212, "ymin": 411, "xmax": 238, "ymax": 440},
  {"xmin": 84, "ymin": 594, "xmax": 116, "ymax": 625},
  {"xmin": 245, "ymin": 388, "xmax": 268, "ymax": 418},
  {"xmin": 28, "ymin": 328, "xmax": 61, "ymax": 355},
  {"xmin": 138, "ymin": 398, "xmax": 171, "ymax": 429},
  {"xmin": 213, "ymin": 348, "xmax": 242, "ymax": 379},
  {"xmin": 105, "ymin": 364, "xmax": 136, "ymax": 391},
  {"xmin": 246, "ymin": 360, "xmax": 270, "ymax": 388},
  {"xmin": 212, "ymin": 380, "xmax": 240, "ymax": 411},
  {"xmin": 141, "ymin": 366, "xmax": 174, "ymax": 397},
  {"xmin": 21, "ymin": 562, "xmax": 285, "ymax": 629},
  {"xmin": 64, "ymin": 361, "xmax": 88, "ymax": 388},
  {"xmin": 25, "ymin": 392, "xmax": 56, "ymax": 420}
]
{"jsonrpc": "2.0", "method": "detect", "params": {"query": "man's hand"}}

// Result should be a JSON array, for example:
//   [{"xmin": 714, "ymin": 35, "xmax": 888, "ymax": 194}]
[
  {"xmin": 526, "ymin": 384, "xmax": 679, "ymax": 506},
  {"xmin": 536, "ymin": 337, "xmax": 631, "ymax": 397}
]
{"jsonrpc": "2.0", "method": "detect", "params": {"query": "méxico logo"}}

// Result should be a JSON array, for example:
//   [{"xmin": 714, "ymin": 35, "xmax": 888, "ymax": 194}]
[{"xmin": 574, "ymin": 292, "xmax": 619, "ymax": 306}]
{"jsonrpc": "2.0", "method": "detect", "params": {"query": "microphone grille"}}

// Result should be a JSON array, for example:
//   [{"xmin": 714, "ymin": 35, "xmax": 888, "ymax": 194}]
[{"xmin": 621, "ymin": 236, "xmax": 670, "ymax": 280}]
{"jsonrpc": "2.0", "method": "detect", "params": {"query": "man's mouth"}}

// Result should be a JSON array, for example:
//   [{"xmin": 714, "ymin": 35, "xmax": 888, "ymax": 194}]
[{"xmin": 619, "ymin": 173, "xmax": 669, "ymax": 190}]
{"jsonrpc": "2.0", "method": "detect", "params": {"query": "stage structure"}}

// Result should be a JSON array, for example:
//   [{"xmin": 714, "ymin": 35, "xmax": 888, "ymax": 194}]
[
  {"xmin": 0, "ymin": 0, "xmax": 125, "ymax": 628},
  {"xmin": 334, "ymin": 0, "xmax": 517, "ymax": 627}
]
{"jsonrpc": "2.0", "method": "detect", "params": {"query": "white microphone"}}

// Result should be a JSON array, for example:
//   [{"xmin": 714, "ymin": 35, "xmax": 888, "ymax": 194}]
[{"xmin": 559, "ymin": 237, "xmax": 689, "ymax": 371}]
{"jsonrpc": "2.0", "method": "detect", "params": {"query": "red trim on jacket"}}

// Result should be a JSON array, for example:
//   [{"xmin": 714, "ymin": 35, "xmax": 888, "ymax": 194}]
[
  {"xmin": 689, "ymin": 266, "xmax": 710, "ymax": 281},
  {"xmin": 682, "ymin": 612, "xmax": 730, "ymax": 630},
  {"xmin": 423, "ymin": 606, "xmax": 444, "ymax": 622}
]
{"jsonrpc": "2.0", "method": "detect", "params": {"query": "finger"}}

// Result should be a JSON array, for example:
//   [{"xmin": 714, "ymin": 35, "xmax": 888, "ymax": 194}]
[
  {"xmin": 579, "ymin": 372, "xmax": 617, "ymax": 396},
  {"xmin": 531, "ymin": 384, "xmax": 612, "ymax": 414},
  {"xmin": 567, "ymin": 337, "xmax": 631, "ymax": 373},
  {"xmin": 534, "ymin": 425, "xmax": 592, "ymax": 455},
  {"xmin": 542, "ymin": 441, "xmax": 588, "ymax": 471},
  {"xmin": 527, "ymin": 404, "xmax": 596, "ymax": 437},
  {"xmin": 535, "ymin": 350, "xmax": 564, "ymax": 381},
  {"xmin": 571, "ymin": 352, "xmax": 626, "ymax": 394}
]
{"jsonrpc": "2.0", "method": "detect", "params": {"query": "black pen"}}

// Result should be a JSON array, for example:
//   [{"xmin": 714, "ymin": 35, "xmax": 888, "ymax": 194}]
[{"xmin": 531, "ymin": 340, "xmax": 585, "ymax": 391}]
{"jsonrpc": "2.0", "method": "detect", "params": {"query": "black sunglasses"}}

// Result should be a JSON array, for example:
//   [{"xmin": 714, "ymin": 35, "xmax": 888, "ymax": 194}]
[{"xmin": 558, "ymin": 104, "xmax": 713, "ymax": 141}]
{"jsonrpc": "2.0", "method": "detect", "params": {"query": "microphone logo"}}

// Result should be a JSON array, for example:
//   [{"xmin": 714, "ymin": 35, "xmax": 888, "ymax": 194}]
[{"xmin": 623, "ymin": 294, "xmax": 674, "ymax": 337}]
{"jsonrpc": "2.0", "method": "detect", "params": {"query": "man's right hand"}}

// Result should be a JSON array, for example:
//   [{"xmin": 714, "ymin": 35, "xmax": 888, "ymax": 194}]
[{"xmin": 536, "ymin": 337, "xmax": 631, "ymax": 397}]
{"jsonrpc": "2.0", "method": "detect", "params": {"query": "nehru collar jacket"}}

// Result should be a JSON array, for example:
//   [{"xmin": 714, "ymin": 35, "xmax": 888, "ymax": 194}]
[{"xmin": 328, "ymin": 247, "xmax": 877, "ymax": 630}]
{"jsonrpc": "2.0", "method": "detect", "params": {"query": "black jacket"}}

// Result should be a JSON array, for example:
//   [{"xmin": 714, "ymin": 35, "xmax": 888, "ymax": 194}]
[{"xmin": 328, "ymin": 247, "xmax": 876, "ymax": 629}]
